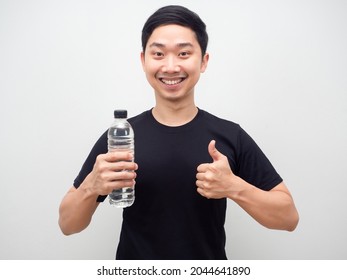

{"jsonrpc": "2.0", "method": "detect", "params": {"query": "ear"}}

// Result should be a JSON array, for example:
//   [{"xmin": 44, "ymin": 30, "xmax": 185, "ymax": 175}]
[
  {"xmin": 140, "ymin": 52, "xmax": 146, "ymax": 71},
  {"xmin": 200, "ymin": 52, "xmax": 209, "ymax": 73}
]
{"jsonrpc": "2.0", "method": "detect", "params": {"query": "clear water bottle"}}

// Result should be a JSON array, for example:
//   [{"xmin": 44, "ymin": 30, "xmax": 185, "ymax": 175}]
[{"xmin": 107, "ymin": 109, "xmax": 135, "ymax": 208}]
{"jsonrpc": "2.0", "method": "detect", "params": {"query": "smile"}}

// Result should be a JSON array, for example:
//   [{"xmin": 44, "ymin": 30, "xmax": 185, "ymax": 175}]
[{"xmin": 160, "ymin": 78, "xmax": 185, "ymax": 85}]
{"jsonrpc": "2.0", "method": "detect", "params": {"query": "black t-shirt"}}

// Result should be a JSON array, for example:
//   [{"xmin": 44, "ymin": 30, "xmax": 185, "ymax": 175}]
[{"xmin": 74, "ymin": 109, "xmax": 282, "ymax": 259}]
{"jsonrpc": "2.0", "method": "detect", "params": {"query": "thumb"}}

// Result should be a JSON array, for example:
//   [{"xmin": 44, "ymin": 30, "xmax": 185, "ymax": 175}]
[{"xmin": 208, "ymin": 140, "xmax": 223, "ymax": 162}]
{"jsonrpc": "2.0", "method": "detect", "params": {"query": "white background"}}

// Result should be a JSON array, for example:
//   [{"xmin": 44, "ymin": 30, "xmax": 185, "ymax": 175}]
[{"xmin": 1, "ymin": 0, "xmax": 346, "ymax": 259}]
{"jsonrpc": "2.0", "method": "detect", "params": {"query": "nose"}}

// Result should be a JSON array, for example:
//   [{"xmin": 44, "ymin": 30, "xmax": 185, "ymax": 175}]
[{"xmin": 162, "ymin": 55, "xmax": 180, "ymax": 73}]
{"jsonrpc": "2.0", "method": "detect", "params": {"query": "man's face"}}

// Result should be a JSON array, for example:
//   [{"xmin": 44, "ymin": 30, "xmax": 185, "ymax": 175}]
[{"xmin": 141, "ymin": 24, "xmax": 209, "ymax": 104}]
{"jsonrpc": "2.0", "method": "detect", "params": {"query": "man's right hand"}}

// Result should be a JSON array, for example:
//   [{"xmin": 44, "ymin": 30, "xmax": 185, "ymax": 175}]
[{"xmin": 86, "ymin": 151, "xmax": 138, "ymax": 196}]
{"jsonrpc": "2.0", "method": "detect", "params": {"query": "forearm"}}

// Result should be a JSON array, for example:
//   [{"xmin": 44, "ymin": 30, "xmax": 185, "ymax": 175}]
[
  {"xmin": 229, "ymin": 179, "xmax": 299, "ymax": 231},
  {"xmin": 58, "ymin": 181, "xmax": 100, "ymax": 235}
]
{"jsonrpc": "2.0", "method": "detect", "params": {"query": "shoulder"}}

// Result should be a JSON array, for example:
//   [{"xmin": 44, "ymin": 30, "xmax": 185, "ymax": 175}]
[
  {"xmin": 199, "ymin": 109, "xmax": 242, "ymax": 131},
  {"xmin": 128, "ymin": 110, "xmax": 151, "ymax": 126},
  {"xmin": 198, "ymin": 109, "xmax": 259, "ymax": 152}
]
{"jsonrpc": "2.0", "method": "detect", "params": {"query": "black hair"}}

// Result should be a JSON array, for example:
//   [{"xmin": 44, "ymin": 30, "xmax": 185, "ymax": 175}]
[{"xmin": 141, "ymin": 5, "xmax": 208, "ymax": 56}]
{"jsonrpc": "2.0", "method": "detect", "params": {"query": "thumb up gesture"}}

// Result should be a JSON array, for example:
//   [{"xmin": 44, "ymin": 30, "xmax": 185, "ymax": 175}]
[{"xmin": 196, "ymin": 140, "xmax": 237, "ymax": 199}]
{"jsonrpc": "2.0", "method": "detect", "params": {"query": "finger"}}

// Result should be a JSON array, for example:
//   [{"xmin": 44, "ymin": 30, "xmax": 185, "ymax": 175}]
[
  {"xmin": 208, "ymin": 140, "xmax": 224, "ymax": 162},
  {"xmin": 106, "ymin": 151, "xmax": 134, "ymax": 162},
  {"xmin": 196, "ymin": 187, "xmax": 210, "ymax": 199},
  {"xmin": 101, "ymin": 170, "xmax": 136, "ymax": 183},
  {"xmin": 196, "ymin": 178, "xmax": 213, "ymax": 191},
  {"xmin": 197, "ymin": 163, "xmax": 210, "ymax": 173},
  {"xmin": 112, "ymin": 170, "xmax": 137, "ymax": 181},
  {"xmin": 196, "ymin": 172, "xmax": 205, "ymax": 181},
  {"xmin": 110, "ymin": 161, "xmax": 138, "ymax": 171},
  {"xmin": 196, "ymin": 179, "xmax": 203, "ymax": 189},
  {"xmin": 106, "ymin": 179, "xmax": 136, "ymax": 192}
]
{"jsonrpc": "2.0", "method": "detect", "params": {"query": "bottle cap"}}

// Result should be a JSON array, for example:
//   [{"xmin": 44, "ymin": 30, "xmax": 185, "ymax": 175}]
[{"xmin": 114, "ymin": 110, "xmax": 127, "ymax": 118}]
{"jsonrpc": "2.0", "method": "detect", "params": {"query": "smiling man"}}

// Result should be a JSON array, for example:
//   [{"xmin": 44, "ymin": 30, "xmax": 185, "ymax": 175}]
[
  {"xmin": 59, "ymin": 5, "xmax": 299, "ymax": 260},
  {"xmin": 142, "ymin": 24, "xmax": 208, "ymax": 113}
]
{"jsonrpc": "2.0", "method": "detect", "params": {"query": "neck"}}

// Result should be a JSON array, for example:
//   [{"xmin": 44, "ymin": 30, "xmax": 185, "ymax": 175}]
[{"xmin": 152, "ymin": 103, "xmax": 198, "ymax": 127}]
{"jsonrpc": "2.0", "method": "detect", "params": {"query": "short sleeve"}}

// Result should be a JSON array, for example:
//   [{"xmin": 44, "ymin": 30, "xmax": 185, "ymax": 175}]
[
  {"xmin": 73, "ymin": 130, "xmax": 108, "ymax": 202},
  {"xmin": 235, "ymin": 128, "xmax": 283, "ymax": 191}
]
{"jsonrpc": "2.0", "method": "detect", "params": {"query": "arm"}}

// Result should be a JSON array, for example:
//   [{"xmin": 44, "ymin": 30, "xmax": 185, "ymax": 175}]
[
  {"xmin": 58, "ymin": 152, "xmax": 138, "ymax": 235},
  {"xmin": 58, "ymin": 184, "xmax": 100, "ymax": 236},
  {"xmin": 196, "ymin": 140, "xmax": 299, "ymax": 231},
  {"xmin": 226, "ymin": 180, "xmax": 298, "ymax": 231}
]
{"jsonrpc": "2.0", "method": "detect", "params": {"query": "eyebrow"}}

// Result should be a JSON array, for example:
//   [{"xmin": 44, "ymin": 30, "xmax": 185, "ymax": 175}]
[{"xmin": 148, "ymin": 42, "xmax": 194, "ymax": 49}]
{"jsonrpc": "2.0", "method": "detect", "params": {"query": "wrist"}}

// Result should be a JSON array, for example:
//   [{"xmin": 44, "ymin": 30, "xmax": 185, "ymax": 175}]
[
  {"xmin": 226, "ymin": 175, "xmax": 253, "ymax": 202},
  {"xmin": 79, "ymin": 174, "xmax": 101, "ymax": 200}
]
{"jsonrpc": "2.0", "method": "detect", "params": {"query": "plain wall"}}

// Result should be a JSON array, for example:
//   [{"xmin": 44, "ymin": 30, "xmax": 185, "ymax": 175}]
[{"xmin": 1, "ymin": 0, "xmax": 346, "ymax": 259}]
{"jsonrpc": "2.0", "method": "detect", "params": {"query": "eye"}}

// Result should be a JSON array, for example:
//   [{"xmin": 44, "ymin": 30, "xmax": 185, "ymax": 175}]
[
  {"xmin": 153, "ymin": 51, "xmax": 164, "ymax": 58},
  {"xmin": 179, "ymin": 51, "xmax": 190, "ymax": 58}
]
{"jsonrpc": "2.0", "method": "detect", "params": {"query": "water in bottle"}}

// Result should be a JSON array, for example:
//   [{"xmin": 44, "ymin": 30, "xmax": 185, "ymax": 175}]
[{"xmin": 107, "ymin": 109, "xmax": 135, "ymax": 207}]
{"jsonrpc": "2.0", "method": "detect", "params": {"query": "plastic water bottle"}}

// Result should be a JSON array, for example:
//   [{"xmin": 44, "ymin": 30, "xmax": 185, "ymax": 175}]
[{"xmin": 107, "ymin": 109, "xmax": 135, "ymax": 207}]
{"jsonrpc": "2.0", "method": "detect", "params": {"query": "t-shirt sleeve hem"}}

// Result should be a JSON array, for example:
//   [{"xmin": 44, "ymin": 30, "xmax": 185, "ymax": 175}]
[
  {"xmin": 73, "ymin": 180, "xmax": 107, "ymax": 202},
  {"xmin": 261, "ymin": 177, "xmax": 283, "ymax": 191}
]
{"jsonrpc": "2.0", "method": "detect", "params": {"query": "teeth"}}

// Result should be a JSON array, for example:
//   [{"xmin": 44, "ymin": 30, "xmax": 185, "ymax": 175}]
[{"xmin": 161, "ymin": 78, "xmax": 183, "ymax": 85}]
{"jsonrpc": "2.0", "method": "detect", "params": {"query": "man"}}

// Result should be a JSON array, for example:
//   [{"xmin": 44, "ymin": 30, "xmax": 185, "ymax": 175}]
[{"xmin": 59, "ymin": 5, "xmax": 299, "ymax": 259}]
